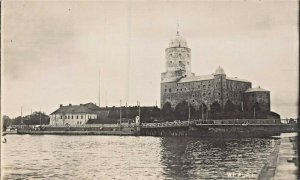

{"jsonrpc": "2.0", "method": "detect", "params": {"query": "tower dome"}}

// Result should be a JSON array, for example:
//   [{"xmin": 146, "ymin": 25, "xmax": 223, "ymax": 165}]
[
  {"xmin": 215, "ymin": 66, "xmax": 226, "ymax": 75},
  {"xmin": 169, "ymin": 34, "xmax": 188, "ymax": 48}
]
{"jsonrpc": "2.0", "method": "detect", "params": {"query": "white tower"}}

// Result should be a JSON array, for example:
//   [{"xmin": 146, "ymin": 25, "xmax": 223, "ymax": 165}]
[{"xmin": 161, "ymin": 30, "xmax": 192, "ymax": 82}]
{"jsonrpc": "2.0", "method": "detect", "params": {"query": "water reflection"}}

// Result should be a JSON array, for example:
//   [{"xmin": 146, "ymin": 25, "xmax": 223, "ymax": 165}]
[
  {"xmin": 160, "ymin": 137, "xmax": 277, "ymax": 179},
  {"xmin": 2, "ymin": 135, "xmax": 277, "ymax": 179}
]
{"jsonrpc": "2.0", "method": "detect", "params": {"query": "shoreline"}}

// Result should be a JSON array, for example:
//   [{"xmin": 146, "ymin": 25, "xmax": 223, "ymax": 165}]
[{"xmin": 258, "ymin": 133, "xmax": 298, "ymax": 179}]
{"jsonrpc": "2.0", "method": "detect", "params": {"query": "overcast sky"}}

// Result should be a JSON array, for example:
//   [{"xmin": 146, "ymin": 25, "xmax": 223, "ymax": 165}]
[{"xmin": 2, "ymin": 0, "xmax": 298, "ymax": 118}]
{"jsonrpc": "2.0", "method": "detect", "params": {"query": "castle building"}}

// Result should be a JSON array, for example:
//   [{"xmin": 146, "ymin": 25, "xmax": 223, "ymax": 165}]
[{"xmin": 160, "ymin": 32, "xmax": 271, "ymax": 114}]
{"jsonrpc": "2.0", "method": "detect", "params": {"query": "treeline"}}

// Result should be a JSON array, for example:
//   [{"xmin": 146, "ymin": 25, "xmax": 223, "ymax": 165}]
[
  {"xmin": 2, "ymin": 112, "xmax": 50, "ymax": 130},
  {"xmin": 88, "ymin": 106, "xmax": 161, "ymax": 124}
]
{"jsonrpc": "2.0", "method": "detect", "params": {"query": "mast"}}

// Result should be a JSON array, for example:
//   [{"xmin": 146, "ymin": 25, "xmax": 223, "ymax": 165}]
[
  {"xmin": 39, "ymin": 107, "xmax": 42, "ymax": 125},
  {"xmin": 120, "ymin": 100, "xmax": 122, "ymax": 125},
  {"xmin": 20, "ymin": 106, "xmax": 23, "ymax": 125},
  {"xmin": 138, "ymin": 101, "xmax": 140, "ymax": 119},
  {"xmin": 98, "ymin": 70, "xmax": 101, "ymax": 107}
]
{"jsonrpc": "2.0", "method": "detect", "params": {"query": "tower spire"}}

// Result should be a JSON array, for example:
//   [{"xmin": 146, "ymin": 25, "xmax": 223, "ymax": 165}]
[{"xmin": 177, "ymin": 23, "xmax": 180, "ymax": 36}]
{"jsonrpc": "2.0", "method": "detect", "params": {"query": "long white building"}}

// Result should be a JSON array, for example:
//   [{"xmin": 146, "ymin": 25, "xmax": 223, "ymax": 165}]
[{"xmin": 50, "ymin": 103, "xmax": 98, "ymax": 126}]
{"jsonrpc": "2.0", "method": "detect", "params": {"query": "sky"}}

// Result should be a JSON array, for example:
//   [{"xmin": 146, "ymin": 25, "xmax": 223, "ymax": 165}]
[{"xmin": 1, "ymin": 0, "xmax": 298, "ymax": 118}]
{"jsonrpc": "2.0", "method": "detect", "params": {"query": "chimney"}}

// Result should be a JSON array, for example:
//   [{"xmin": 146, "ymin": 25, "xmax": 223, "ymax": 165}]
[
  {"xmin": 69, "ymin": 104, "xmax": 72, "ymax": 106},
  {"xmin": 60, "ymin": 104, "xmax": 63, "ymax": 108}
]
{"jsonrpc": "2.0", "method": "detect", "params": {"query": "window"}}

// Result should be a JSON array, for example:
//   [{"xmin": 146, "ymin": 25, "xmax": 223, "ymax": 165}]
[
  {"xmin": 77, "ymin": 115, "xmax": 78, "ymax": 119},
  {"xmin": 61, "ymin": 116, "xmax": 62, "ymax": 119},
  {"xmin": 165, "ymin": 89, "xmax": 167, "ymax": 92},
  {"xmin": 203, "ymin": 93, "xmax": 206, "ymax": 97},
  {"xmin": 203, "ymin": 85, "xmax": 206, "ymax": 88},
  {"xmin": 71, "ymin": 116, "xmax": 73, "ymax": 119},
  {"xmin": 198, "ymin": 85, "xmax": 200, "ymax": 88},
  {"xmin": 81, "ymin": 115, "xmax": 83, "ymax": 119},
  {"xmin": 169, "ymin": 88, "xmax": 172, "ymax": 92},
  {"xmin": 187, "ymin": 62, "xmax": 189, "ymax": 65},
  {"xmin": 218, "ymin": 93, "xmax": 221, "ymax": 96}
]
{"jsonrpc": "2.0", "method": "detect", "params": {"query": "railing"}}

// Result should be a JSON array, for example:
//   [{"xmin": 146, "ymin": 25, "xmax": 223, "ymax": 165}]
[
  {"xmin": 11, "ymin": 119, "xmax": 284, "ymax": 130},
  {"xmin": 12, "ymin": 123, "xmax": 138, "ymax": 129},
  {"xmin": 141, "ymin": 119, "xmax": 282, "ymax": 128}
]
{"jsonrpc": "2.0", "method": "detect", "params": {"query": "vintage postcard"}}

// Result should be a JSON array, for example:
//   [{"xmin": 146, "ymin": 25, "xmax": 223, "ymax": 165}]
[{"xmin": 1, "ymin": 0, "xmax": 298, "ymax": 179}]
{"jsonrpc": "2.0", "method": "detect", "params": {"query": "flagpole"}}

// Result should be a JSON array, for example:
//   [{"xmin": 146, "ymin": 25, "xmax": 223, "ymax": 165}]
[{"xmin": 120, "ymin": 100, "xmax": 122, "ymax": 124}]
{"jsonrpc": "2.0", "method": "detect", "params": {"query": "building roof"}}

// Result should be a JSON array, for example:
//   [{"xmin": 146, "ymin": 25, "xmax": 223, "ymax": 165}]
[
  {"xmin": 215, "ymin": 66, "xmax": 226, "ymax": 75},
  {"xmin": 226, "ymin": 76, "xmax": 251, "ymax": 83},
  {"xmin": 169, "ymin": 34, "xmax": 188, "ymax": 48},
  {"xmin": 245, "ymin": 86, "xmax": 269, "ymax": 93},
  {"xmin": 50, "ymin": 103, "xmax": 99, "ymax": 115},
  {"xmin": 178, "ymin": 74, "xmax": 214, "ymax": 83}
]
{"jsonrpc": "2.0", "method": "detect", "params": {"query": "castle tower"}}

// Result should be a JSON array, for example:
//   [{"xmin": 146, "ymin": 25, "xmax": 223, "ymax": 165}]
[
  {"xmin": 161, "ymin": 31, "xmax": 192, "ymax": 82},
  {"xmin": 213, "ymin": 66, "xmax": 227, "ymax": 111}
]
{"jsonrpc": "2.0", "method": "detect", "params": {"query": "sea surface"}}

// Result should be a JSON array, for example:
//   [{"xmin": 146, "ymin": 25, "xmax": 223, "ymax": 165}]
[{"xmin": 1, "ymin": 135, "xmax": 278, "ymax": 179}]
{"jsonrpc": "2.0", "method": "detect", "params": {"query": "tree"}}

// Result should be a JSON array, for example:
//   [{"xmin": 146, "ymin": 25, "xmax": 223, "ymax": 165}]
[
  {"xmin": 174, "ymin": 101, "xmax": 196, "ymax": 120},
  {"xmin": 198, "ymin": 103, "xmax": 208, "ymax": 119},
  {"xmin": 252, "ymin": 102, "xmax": 260, "ymax": 111},
  {"xmin": 210, "ymin": 101, "xmax": 221, "ymax": 114},
  {"xmin": 23, "ymin": 112, "xmax": 50, "ymax": 125},
  {"xmin": 161, "ymin": 102, "xmax": 175, "ymax": 121},
  {"xmin": 2, "ymin": 115, "xmax": 11, "ymax": 131},
  {"xmin": 224, "ymin": 100, "xmax": 236, "ymax": 112}
]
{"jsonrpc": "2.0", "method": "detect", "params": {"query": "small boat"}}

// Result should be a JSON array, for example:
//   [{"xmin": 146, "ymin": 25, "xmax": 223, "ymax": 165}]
[{"xmin": 2, "ymin": 137, "xmax": 7, "ymax": 143}]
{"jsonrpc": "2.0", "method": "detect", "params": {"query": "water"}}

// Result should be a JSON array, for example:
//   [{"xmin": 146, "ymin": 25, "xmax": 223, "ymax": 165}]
[{"xmin": 2, "ymin": 135, "xmax": 277, "ymax": 179}]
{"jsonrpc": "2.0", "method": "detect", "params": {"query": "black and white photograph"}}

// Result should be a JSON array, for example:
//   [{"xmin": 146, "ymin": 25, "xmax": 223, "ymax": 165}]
[{"xmin": 1, "ymin": 0, "xmax": 298, "ymax": 179}]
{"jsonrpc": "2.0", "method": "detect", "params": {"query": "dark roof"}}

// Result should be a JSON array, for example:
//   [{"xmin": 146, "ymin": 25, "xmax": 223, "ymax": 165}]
[{"xmin": 50, "ymin": 103, "xmax": 99, "ymax": 115}]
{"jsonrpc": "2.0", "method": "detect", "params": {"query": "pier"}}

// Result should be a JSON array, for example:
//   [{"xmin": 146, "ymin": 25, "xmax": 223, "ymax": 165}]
[{"xmin": 11, "ymin": 119, "xmax": 297, "ymax": 138}]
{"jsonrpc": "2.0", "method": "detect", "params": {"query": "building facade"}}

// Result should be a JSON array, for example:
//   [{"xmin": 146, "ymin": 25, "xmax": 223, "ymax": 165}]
[
  {"xmin": 50, "ymin": 103, "xmax": 98, "ymax": 126},
  {"xmin": 160, "ymin": 32, "xmax": 271, "ymax": 114}
]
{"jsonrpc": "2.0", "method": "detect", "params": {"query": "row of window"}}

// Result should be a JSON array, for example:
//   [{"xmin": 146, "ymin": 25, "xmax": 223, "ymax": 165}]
[
  {"xmin": 56, "ymin": 115, "xmax": 96, "ymax": 119},
  {"xmin": 165, "ymin": 81, "xmax": 249, "ymax": 91},
  {"xmin": 165, "ymin": 92, "xmax": 240, "ymax": 99},
  {"xmin": 164, "ymin": 85, "xmax": 247, "ymax": 93}
]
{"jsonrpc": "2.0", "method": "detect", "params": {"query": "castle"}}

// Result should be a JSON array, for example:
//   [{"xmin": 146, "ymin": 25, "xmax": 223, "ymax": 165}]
[{"xmin": 160, "ymin": 31, "xmax": 272, "ymax": 117}]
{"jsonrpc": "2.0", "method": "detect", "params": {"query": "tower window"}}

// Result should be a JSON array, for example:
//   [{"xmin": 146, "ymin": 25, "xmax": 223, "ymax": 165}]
[{"xmin": 165, "ymin": 89, "xmax": 167, "ymax": 92}]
